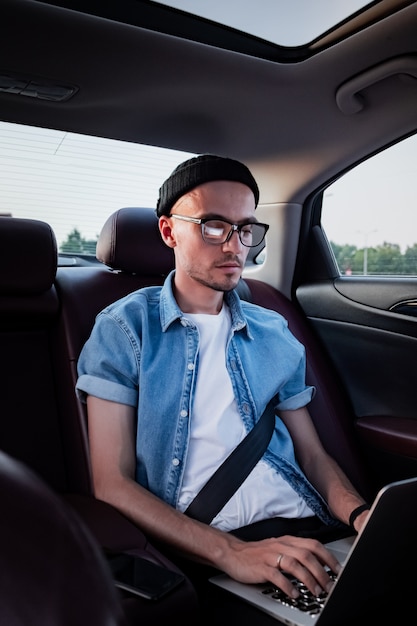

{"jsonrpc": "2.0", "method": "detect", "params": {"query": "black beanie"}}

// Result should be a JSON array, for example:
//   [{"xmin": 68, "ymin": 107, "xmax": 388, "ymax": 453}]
[{"xmin": 156, "ymin": 154, "xmax": 259, "ymax": 217}]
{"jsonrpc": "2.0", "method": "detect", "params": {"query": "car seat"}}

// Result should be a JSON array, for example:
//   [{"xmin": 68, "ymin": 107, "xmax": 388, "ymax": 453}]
[{"xmin": 0, "ymin": 450, "xmax": 127, "ymax": 626}]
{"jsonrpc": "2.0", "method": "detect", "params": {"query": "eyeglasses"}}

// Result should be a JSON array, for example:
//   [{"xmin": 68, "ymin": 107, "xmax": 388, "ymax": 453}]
[{"xmin": 170, "ymin": 214, "xmax": 269, "ymax": 248}]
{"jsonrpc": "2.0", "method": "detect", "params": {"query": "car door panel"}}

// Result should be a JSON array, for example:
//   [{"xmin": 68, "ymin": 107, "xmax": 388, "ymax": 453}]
[{"xmin": 296, "ymin": 278, "xmax": 417, "ymax": 487}]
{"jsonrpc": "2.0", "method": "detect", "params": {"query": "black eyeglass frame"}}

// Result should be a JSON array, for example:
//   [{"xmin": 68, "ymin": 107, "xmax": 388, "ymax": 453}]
[{"xmin": 169, "ymin": 213, "xmax": 269, "ymax": 248}]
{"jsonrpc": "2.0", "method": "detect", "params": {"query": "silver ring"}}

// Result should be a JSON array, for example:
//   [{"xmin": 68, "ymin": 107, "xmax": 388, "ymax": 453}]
[{"xmin": 276, "ymin": 554, "xmax": 284, "ymax": 570}]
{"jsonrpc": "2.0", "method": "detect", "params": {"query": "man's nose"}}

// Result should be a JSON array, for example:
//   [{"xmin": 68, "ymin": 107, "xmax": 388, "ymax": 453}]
[{"xmin": 222, "ymin": 228, "xmax": 244, "ymax": 252}]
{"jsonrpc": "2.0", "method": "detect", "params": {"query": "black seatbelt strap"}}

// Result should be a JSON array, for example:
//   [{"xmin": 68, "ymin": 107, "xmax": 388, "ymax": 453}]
[{"xmin": 184, "ymin": 402, "xmax": 276, "ymax": 524}]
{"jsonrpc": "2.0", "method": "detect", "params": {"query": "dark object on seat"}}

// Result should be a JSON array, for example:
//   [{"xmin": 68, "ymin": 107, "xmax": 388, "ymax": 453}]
[{"xmin": 0, "ymin": 450, "xmax": 127, "ymax": 626}]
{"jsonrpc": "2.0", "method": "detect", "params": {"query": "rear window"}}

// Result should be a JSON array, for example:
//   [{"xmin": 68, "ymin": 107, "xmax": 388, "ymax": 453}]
[{"xmin": 0, "ymin": 121, "xmax": 193, "ymax": 260}]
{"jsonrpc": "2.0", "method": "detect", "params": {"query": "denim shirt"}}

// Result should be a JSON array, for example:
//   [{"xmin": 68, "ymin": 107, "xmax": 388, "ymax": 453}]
[{"xmin": 76, "ymin": 271, "xmax": 337, "ymax": 526}]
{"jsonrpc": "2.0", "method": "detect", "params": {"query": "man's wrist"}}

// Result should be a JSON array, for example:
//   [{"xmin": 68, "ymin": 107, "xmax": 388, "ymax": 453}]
[{"xmin": 349, "ymin": 503, "xmax": 370, "ymax": 531}]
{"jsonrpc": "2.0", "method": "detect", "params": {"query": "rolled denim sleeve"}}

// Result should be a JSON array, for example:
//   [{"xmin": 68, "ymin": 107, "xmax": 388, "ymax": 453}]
[
  {"xmin": 76, "ymin": 311, "xmax": 139, "ymax": 407},
  {"xmin": 276, "ymin": 386, "xmax": 315, "ymax": 411},
  {"xmin": 275, "ymin": 349, "xmax": 315, "ymax": 411}
]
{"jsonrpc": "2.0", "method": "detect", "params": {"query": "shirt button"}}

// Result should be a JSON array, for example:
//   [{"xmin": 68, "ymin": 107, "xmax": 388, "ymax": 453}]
[
  {"xmin": 180, "ymin": 410, "xmax": 188, "ymax": 418},
  {"xmin": 187, "ymin": 363, "xmax": 194, "ymax": 370},
  {"xmin": 172, "ymin": 458, "xmax": 180, "ymax": 466}
]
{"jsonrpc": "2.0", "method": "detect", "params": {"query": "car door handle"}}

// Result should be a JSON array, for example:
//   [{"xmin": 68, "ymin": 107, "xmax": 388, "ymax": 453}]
[{"xmin": 389, "ymin": 299, "xmax": 417, "ymax": 317}]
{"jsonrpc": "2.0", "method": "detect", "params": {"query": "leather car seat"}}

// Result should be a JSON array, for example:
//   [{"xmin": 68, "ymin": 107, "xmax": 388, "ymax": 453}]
[{"xmin": 0, "ymin": 450, "xmax": 127, "ymax": 626}]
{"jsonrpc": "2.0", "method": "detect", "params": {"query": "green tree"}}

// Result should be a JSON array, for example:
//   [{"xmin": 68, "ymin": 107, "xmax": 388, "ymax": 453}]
[
  {"xmin": 367, "ymin": 242, "xmax": 403, "ymax": 274},
  {"xmin": 60, "ymin": 228, "xmax": 98, "ymax": 255},
  {"xmin": 403, "ymin": 244, "xmax": 417, "ymax": 275},
  {"xmin": 350, "ymin": 247, "xmax": 366, "ymax": 274},
  {"xmin": 330, "ymin": 240, "xmax": 417, "ymax": 275},
  {"xmin": 331, "ymin": 243, "xmax": 357, "ymax": 275}
]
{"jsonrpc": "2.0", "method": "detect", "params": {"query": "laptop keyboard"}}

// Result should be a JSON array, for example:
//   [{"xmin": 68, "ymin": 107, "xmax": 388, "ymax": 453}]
[{"xmin": 261, "ymin": 571, "xmax": 337, "ymax": 617}]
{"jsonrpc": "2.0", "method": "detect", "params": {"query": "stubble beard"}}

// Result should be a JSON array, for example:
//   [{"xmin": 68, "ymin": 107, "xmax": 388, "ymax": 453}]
[
  {"xmin": 192, "ymin": 268, "xmax": 242, "ymax": 293},
  {"xmin": 182, "ymin": 253, "xmax": 244, "ymax": 293}
]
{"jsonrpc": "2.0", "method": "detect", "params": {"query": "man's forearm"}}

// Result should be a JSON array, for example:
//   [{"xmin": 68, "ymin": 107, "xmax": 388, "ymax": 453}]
[
  {"xmin": 302, "ymin": 451, "xmax": 367, "ymax": 527},
  {"xmin": 94, "ymin": 472, "xmax": 240, "ymax": 568}
]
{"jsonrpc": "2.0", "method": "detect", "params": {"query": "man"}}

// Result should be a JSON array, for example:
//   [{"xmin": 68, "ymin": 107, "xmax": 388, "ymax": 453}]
[{"xmin": 76, "ymin": 155, "xmax": 369, "ymax": 602}]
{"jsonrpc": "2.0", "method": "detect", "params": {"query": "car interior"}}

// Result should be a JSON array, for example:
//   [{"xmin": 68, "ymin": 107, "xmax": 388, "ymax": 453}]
[{"xmin": 1, "ymin": 1, "xmax": 417, "ymax": 624}]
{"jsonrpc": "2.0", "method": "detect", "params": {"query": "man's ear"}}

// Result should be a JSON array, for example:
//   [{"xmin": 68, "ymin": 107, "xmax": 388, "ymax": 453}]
[{"xmin": 158, "ymin": 216, "xmax": 176, "ymax": 248}]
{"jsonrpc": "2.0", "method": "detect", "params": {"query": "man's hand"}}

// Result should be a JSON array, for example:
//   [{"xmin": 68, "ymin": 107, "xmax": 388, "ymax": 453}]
[{"xmin": 220, "ymin": 534, "xmax": 341, "ymax": 599}]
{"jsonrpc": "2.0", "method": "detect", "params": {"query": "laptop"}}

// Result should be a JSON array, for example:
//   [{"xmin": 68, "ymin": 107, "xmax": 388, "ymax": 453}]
[{"xmin": 210, "ymin": 477, "xmax": 417, "ymax": 625}]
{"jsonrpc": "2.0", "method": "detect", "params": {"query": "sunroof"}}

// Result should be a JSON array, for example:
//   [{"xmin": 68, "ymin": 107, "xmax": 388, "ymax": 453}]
[{"xmin": 156, "ymin": 0, "xmax": 374, "ymax": 47}]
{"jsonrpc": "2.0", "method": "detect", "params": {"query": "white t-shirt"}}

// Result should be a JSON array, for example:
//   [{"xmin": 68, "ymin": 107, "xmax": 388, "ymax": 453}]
[{"xmin": 177, "ymin": 304, "xmax": 313, "ymax": 531}]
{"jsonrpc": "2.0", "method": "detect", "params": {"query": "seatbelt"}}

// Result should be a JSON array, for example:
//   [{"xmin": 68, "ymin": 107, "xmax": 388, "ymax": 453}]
[{"xmin": 184, "ymin": 402, "xmax": 276, "ymax": 524}]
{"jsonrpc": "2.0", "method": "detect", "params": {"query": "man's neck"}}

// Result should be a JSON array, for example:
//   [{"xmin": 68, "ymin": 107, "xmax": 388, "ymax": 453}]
[{"xmin": 173, "ymin": 279, "xmax": 224, "ymax": 315}]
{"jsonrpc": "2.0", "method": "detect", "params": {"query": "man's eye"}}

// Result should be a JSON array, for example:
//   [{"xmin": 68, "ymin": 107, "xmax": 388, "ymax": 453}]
[{"xmin": 205, "ymin": 225, "xmax": 225, "ymax": 237}]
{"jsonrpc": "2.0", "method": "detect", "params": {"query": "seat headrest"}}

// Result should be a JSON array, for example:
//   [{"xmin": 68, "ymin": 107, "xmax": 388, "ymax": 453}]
[
  {"xmin": 0, "ymin": 218, "xmax": 57, "ymax": 295},
  {"xmin": 96, "ymin": 207, "xmax": 174, "ymax": 275}
]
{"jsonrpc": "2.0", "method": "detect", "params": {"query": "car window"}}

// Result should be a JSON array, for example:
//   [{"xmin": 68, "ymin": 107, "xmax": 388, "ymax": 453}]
[
  {"xmin": 321, "ymin": 133, "xmax": 417, "ymax": 276},
  {"xmin": 0, "ymin": 121, "xmax": 194, "ymax": 261}
]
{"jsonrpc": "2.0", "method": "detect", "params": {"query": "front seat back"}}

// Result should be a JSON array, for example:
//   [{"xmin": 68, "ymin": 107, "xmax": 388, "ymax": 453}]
[{"xmin": 0, "ymin": 450, "xmax": 126, "ymax": 626}]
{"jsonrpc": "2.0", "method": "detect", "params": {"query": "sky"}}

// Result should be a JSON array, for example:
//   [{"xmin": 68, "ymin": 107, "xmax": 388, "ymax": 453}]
[{"xmin": 157, "ymin": 0, "xmax": 371, "ymax": 46}]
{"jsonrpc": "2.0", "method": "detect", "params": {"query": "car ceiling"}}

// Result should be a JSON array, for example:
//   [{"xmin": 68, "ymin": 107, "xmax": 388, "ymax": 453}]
[{"xmin": 1, "ymin": 0, "xmax": 417, "ymax": 202}]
